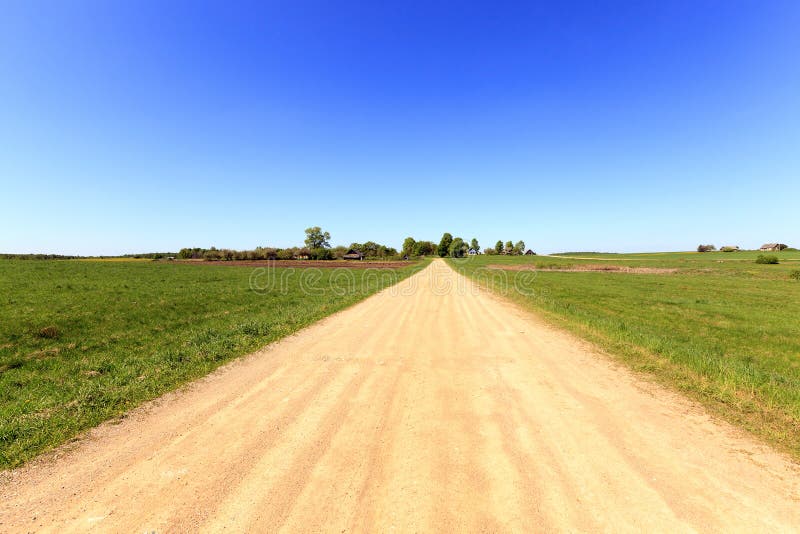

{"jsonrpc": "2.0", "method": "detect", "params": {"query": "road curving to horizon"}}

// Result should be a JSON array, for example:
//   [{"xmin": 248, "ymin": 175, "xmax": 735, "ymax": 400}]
[{"xmin": 2, "ymin": 259, "xmax": 799, "ymax": 532}]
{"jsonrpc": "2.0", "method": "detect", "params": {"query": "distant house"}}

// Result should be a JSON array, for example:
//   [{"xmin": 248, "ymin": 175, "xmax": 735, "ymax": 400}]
[
  {"xmin": 343, "ymin": 249, "xmax": 364, "ymax": 260},
  {"xmin": 295, "ymin": 253, "xmax": 310, "ymax": 260},
  {"xmin": 760, "ymin": 243, "xmax": 788, "ymax": 251},
  {"xmin": 525, "ymin": 249, "xmax": 536, "ymax": 256},
  {"xmin": 468, "ymin": 248, "xmax": 478, "ymax": 255}
]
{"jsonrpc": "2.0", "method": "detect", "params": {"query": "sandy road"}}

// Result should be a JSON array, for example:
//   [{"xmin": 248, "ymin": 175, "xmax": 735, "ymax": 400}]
[{"xmin": 2, "ymin": 260, "xmax": 799, "ymax": 532}]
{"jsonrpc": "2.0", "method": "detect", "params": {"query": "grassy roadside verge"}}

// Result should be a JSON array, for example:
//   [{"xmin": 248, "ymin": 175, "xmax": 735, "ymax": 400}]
[
  {"xmin": 449, "ymin": 253, "xmax": 800, "ymax": 460},
  {"xmin": 0, "ymin": 259, "xmax": 426, "ymax": 469}
]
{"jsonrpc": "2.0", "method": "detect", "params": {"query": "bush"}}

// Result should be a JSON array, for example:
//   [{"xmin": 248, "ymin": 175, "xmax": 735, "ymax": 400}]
[
  {"xmin": 790, "ymin": 270, "xmax": 800, "ymax": 281},
  {"xmin": 697, "ymin": 244, "xmax": 716, "ymax": 252},
  {"xmin": 720, "ymin": 246, "xmax": 739, "ymax": 252},
  {"xmin": 755, "ymin": 254, "xmax": 779, "ymax": 265}
]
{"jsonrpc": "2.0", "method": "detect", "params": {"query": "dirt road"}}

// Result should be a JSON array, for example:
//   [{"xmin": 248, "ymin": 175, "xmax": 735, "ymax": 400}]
[{"xmin": 2, "ymin": 260, "xmax": 799, "ymax": 532}]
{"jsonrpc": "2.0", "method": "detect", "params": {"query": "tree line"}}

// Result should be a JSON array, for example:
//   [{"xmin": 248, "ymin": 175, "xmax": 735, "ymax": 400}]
[
  {"xmin": 178, "ymin": 227, "xmax": 398, "ymax": 261},
  {"xmin": 0, "ymin": 253, "xmax": 84, "ymax": 260},
  {"xmin": 0, "ymin": 252, "xmax": 179, "ymax": 260},
  {"xmin": 485, "ymin": 240, "xmax": 528, "ymax": 255},
  {"xmin": 400, "ymin": 235, "xmax": 533, "ymax": 258},
  {"xmin": 2, "ymin": 227, "xmax": 533, "ymax": 261}
]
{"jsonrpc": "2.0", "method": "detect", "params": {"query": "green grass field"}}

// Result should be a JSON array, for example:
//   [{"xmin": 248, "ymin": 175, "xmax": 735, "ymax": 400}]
[
  {"xmin": 0, "ymin": 259, "xmax": 423, "ymax": 468},
  {"xmin": 450, "ymin": 250, "xmax": 800, "ymax": 457}
]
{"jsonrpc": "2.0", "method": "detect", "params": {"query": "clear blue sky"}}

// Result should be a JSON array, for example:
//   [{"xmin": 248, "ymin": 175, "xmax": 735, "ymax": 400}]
[{"xmin": 2, "ymin": 1, "xmax": 798, "ymax": 255}]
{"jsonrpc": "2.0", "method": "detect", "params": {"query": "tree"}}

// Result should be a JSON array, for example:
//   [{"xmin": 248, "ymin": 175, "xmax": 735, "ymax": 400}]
[
  {"xmin": 513, "ymin": 240, "xmax": 525, "ymax": 255},
  {"xmin": 449, "ymin": 237, "xmax": 467, "ymax": 258},
  {"xmin": 413, "ymin": 240, "xmax": 436, "ymax": 256},
  {"xmin": 470, "ymin": 238, "xmax": 479, "ymax": 253},
  {"xmin": 504, "ymin": 241, "xmax": 514, "ymax": 255},
  {"xmin": 495, "ymin": 240, "xmax": 503, "ymax": 254},
  {"xmin": 361, "ymin": 241, "xmax": 379, "ymax": 256},
  {"xmin": 402, "ymin": 237, "xmax": 416, "ymax": 257},
  {"xmin": 304, "ymin": 227, "xmax": 331, "ymax": 249},
  {"xmin": 349, "ymin": 241, "xmax": 397, "ymax": 258},
  {"xmin": 438, "ymin": 233, "xmax": 453, "ymax": 257}
]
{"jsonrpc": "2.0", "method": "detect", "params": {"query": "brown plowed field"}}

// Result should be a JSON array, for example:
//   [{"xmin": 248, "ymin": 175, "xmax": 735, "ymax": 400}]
[{"xmin": 188, "ymin": 259, "xmax": 412, "ymax": 269}]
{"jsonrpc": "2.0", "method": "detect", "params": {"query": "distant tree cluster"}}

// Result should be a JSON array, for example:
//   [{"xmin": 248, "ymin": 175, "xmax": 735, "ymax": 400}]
[
  {"xmin": 121, "ymin": 252, "xmax": 179, "ymax": 259},
  {"xmin": 400, "ymin": 237, "xmax": 438, "ymax": 257},
  {"xmin": 431, "ymin": 233, "xmax": 481, "ymax": 258},
  {"xmin": 348, "ymin": 241, "xmax": 398, "ymax": 258},
  {"xmin": 178, "ymin": 246, "xmax": 282, "ymax": 261},
  {"xmin": 401, "ymin": 237, "xmax": 438, "ymax": 258},
  {"xmin": 0, "ymin": 252, "xmax": 180, "ymax": 260},
  {"xmin": 449, "ymin": 237, "xmax": 468, "ymax": 257},
  {"xmin": 178, "ymin": 245, "xmax": 362, "ymax": 261},
  {"xmin": 697, "ymin": 244, "xmax": 717, "ymax": 252},
  {"xmin": 177, "ymin": 227, "xmax": 401, "ymax": 262},
  {"xmin": 0, "ymin": 253, "xmax": 83, "ymax": 260},
  {"xmin": 483, "ymin": 239, "xmax": 526, "ymax": 255}
]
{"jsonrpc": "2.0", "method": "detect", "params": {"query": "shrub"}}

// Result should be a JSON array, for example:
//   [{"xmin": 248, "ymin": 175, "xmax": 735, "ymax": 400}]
[
  {"xmin": 790, "ymin": 270, "xmax": 800, "ymax": 281},
  {"xmin": 755, "ymin": 254, "xmax": 779, "ymax": 265},
  {"xmin": 720, "ymin": 246, "xmax": 739, "ymax": 252},
  {"xmin": 697, "ymin": 244, "xmax": 716, "ymax": 252}
]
